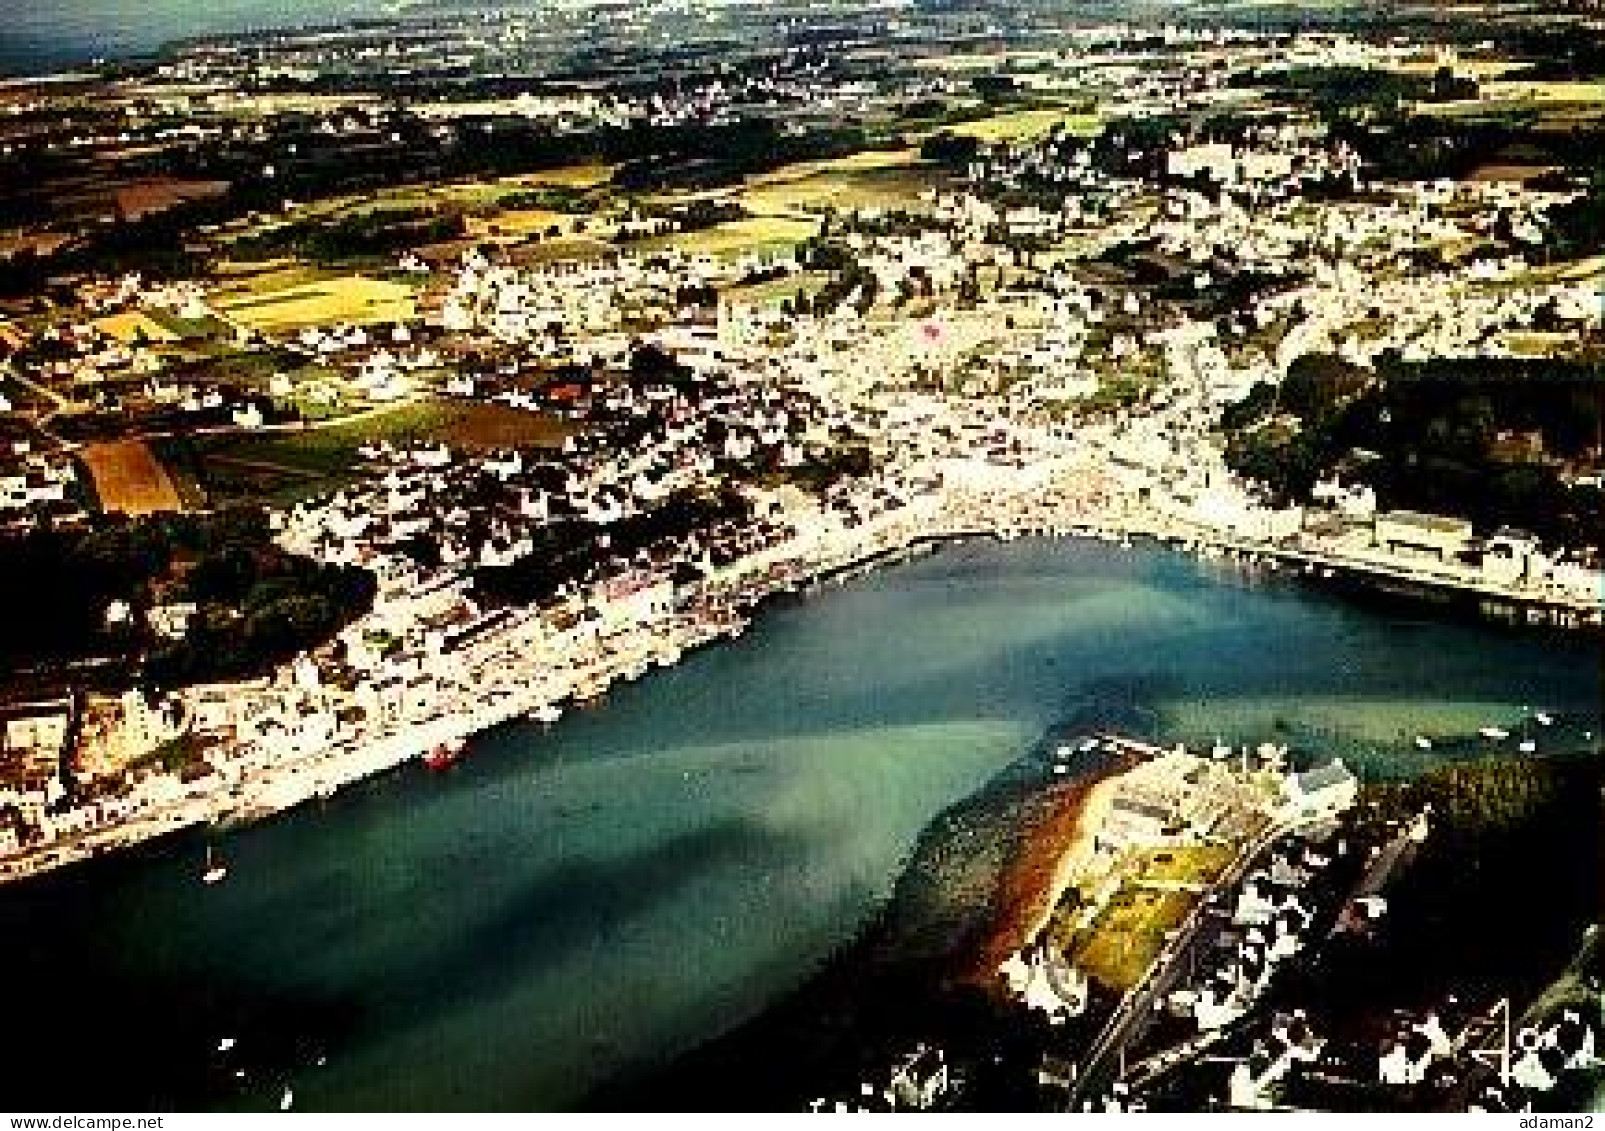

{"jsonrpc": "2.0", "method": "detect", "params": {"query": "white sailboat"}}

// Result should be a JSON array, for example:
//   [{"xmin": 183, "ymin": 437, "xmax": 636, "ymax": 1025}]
[{"xmin": 202, "ymin": 845, "xmax": 228, "ymax": 886}]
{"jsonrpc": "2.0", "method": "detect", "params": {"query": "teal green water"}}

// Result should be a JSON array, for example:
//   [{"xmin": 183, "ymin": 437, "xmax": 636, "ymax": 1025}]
[
  {"xmin": 0, "ymin": 537, "xmax": 1598, "ymax": 1110},
  {"xmin": 1, "ymin": 1, "xmax": 376, "ymax": 74}
]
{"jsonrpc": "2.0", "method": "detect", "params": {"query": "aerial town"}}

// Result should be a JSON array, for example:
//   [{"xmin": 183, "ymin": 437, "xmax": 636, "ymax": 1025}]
[{"xmin": 0, "ymin": 0, "xmax": 1599, "ymax": 1115}]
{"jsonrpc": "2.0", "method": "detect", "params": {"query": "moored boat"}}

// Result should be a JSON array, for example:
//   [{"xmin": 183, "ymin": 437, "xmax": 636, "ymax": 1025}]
[
  {"xmin": 422, "ymin": 736, "xmax": 468, "ymax": 771},
  {"xmin": 202, "ymin": 845, "xmax": 228, "ymax": 886}
]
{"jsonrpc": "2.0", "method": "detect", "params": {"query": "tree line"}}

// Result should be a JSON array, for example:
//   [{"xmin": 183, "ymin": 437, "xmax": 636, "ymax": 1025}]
[
  {"xmin": 1222, "ymin": 352, "xmax": 1605, "ymax": 546},
  {"xmin": 0, "ymin": 507, "xmax": 375, "ymax": 692}
]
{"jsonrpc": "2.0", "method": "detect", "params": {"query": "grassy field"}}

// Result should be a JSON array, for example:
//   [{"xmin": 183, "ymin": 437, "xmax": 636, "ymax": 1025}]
[
  {"xmin": 519, "ymin": 164, "xmax": 616, "ymax": 189},
  {"xmin": 509, "ymin": 236, "xmax": 621, "ymax": 265},
  {"xmin": 466, "ymin": 209, "xmax": 574, "ymax": 242},
  {"xmin": 949, "ymin": 107, "xmax": 1103, "ymax": 143},
  {"xmin": 210, "ymin": 260, "xmax": 346, "ymax": 298},
  {"xmin": 1479, "ymin": 80, "xmax": 1605, "ymax": 104},
  {"xmin": 92, "ymin": 311, "xmax": 181, "ymax": 346},
  {"xmin": 740, "ymin": 180, "xmax": 939, "ymax": 218},
  {"xmin": 728, "ymin": 148, "xmax": 942, "ymax": 217},
  {"xmin": 1070, "ymin": 885, "xmax": 1197, "ymax": 992},
  {"xmin": 722, "ymin": 270, "xmax": 831, "ymax": 309},
  {"xmin": 1414, "ymin": 80, "xmax": 1605, "ymax": 123},
  {"xmin": 1131, "ymin": 845, "xmax": 1236, "ymax": 888},
  {"xmin": 81, "ymin": 439, "xmax": 185, "ymax": 515},
  {"xmin": 200, "ymin": 400, "xmax": 572, "ymax": 487},
  {"xmin": 645, "ymin": 216, "xmax": 818, "ymax": 258},
  {"xmin": 215, "ymin": 275, "xmax": 417, "ymax": 333},
  {"xmin": 1386, "ymin": 57, "xmax": 1531, "ymax": 81}
]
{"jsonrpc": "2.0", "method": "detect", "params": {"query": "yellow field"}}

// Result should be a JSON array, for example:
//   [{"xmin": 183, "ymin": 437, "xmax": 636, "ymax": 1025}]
[
  {"xmin": 94, "ymin": 311, "xmax": 180, "ymax": 346},
  {"xmin": 1071, "ymin": 886, "xmax": 1196, "ymax": 992},
  {"xmin": 911, "ymin": 50, "xmax": 1059, "ymax": 73},
  {"xmin": 1481, "ymin": 80, "xmax": 1605, "ymax": 104},
  {"xmin": 466, "ymin": 209, "xmax": 572, "ymax": 241},
  {"xmin": 738, "ymin": 149, "xmax": 925, "ymax": 203},
  {"xmin": 740, "ymin": 174, "xmax": 932, "ymax": 216},
  {"xmin": 1548, "ymin": 256, "xmax": 1605, "ymax": 283},
  {"xmin": 1418, "ymin": 80, "xmax": 1605, "ymax": 121},
  {"xmin": 625, "ymin": 149, "xmax": 943, "ymax": 222},
  {"xmin": 1131, "ymin": 845, "xmax": 1236, "ymax": 888},
  {"xmin": 82, "ymin": 440, "xmax": 184, "ymax": 516},
  {"xmin": 518, "ymin": 164, "xmax": 616, "ymax": 189},
  {"xmin": 216, "ymin": 276, "xmax": 417, "ymax": 332},
  {"xmin": 211, "ymin": 260, "xmax": 343, "ymax": 298},
  {"xmin": 738, "ymin": 155, "xmax": 938, "ymax": 216},
  {"xmin": 723, "ymin": 270, "xmax": 831, "ymax": 308},
  {"xmin": 950, "ymin": 108, "xmax": 1102, "ymax": 143},
  {"xmin": 651, "ymin": 216, "xmax": 819, "ymax": 257},
  {"xmin": 1387, "ymin": 58, "xmax": 1531, "ymax": 80},
  {"xmin": 1500, "ymin": 331, "xmax": 1576, "ymax": 358}
]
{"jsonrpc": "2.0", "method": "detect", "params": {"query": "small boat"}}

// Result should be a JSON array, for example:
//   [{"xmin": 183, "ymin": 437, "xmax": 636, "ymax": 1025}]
[
  {"xmin": 202, "ymin": 846, "xmax": 228, "ymax": 886},
  {"xmin": 1518, "ymin": 739, "xmax": 1537, "ymax": 753},
  {"xmin": 528, "ymin": 704, "xmax": 563, "ymax": 725},
  {"xmin": 1478, "ymin": 726, "xmax": 1510, "ymax": 741},
  {"xmin": 1414, "ymin": 736, "xmax": 1433, "ymax": 750},
  {"xmin": 218, "ymin": 1037, "xmax": 237, "ymax": 1053},
  {"xmin": 1534, "ymin": 712, "xmax": 1554, "ymax": 726},
  {"xmin": 422, "ymin": 737, "xmax": 467, "ymax": 771},
  {"xmin": 280, "ymin": 1087, "xmax": 294, "ymax": 1111}
]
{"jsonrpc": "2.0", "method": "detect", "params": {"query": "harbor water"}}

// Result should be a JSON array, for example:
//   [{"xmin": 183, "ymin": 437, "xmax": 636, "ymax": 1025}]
[{"xmin": 0, "ymin": 537, "xmax": 1598, "ymax": 1110}]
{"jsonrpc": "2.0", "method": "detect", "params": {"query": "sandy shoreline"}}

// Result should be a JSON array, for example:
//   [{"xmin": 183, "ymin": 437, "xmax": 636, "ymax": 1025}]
[{"xmin": 964, "ymin": 756, "xmax": 1136, "ymax": 981}]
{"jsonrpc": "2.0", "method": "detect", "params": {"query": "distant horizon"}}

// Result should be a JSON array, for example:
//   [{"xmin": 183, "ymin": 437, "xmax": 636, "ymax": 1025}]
[{"xmin": 0, "ymin": 0, "xmax": 386, "ymax": 77}]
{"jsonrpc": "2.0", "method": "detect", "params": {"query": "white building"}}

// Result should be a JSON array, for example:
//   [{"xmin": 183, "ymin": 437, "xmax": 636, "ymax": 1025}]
[{"xmin": 1281, "ymin": 760, "xmax": 1358, "ymax": 821}]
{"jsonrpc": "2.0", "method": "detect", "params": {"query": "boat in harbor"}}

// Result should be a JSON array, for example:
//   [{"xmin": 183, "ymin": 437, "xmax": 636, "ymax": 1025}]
[
  {"xmin": 1478, "ymin": 726, "xmax": 1510, "ymax": 741},
  {"xmin": 528, "ymin": 704, "xmax": 563, "ymax": 725},
  {"xmin": 422, "ymin": 736, "xmax": 468, "ymax": 771},
  {"xmin": 1414, "ymin": 735, "xmax": 1433, "ymax": 750},
  {"xmin": 202, "ymin": 845, "xmax": 228, "ymax": 886}
]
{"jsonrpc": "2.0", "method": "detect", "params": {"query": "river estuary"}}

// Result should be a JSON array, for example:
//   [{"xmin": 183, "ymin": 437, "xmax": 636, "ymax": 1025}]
[{"xmin": 0, "ymin": 536, "xmax": 1598, "ymax": 1110}]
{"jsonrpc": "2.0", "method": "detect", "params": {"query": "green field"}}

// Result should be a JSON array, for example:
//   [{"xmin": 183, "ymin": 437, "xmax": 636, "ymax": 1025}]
[
  {"xmin": 640, "ymin": 216, "xmax": 819, "ymax": 258},
  {"xmin": 194, "ymin": 400, "xmax": 573, "ymax": 502}
]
